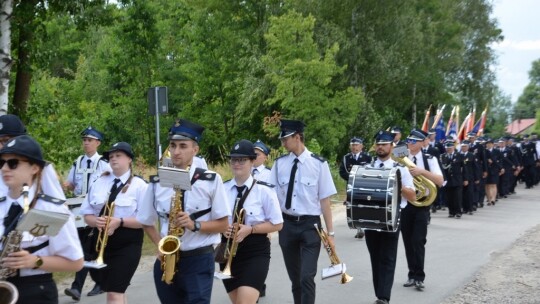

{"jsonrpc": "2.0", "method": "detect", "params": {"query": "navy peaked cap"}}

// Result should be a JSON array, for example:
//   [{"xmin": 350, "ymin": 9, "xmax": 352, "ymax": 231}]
[
  {"xmin": 0, "ymin": 114, "xmax": 27, "ymax": 137},
  {"xmin": 81, "ymin": 126, "xmax": 104, "ymax": 141},
  {"xmin": 0, "ymin": 135, "xmax": 46, "ymax": 167},
  {"xmin": 279, "ymin": 119, "xmax": 305, "ymax": 139},
  {"xmin": 254, "ymin": 139, "xmax": 270, "ymax": 155},
  {"xmin": 103, "ymin": 142, "xmax": 134, "ymax": 160},
  {"xmin": 228, "ymin": 139, "xmax": 257, "ymax": 159},
  {"xmin": 374, "ymin": 130, "xmax": 395, "ymax": 144},
  {"xmin": 169, "ymin": 119, "xmax": 205, "ymax": 143}
]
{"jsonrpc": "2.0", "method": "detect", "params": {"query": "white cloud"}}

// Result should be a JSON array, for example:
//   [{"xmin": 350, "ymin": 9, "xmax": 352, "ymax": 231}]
[{"xmin": 494, "ymin": 39, "xmax": 540, "ymax": 50}]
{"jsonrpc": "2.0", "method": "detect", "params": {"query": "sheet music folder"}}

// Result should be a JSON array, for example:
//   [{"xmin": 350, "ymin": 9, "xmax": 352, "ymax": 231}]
[
  {"xmin": 157, "ymin": 166, "xmax": 191, "ymax": 190},
  {"xmin": 16, "ymin": 209, "xmax": 70, "ymax": 237}
]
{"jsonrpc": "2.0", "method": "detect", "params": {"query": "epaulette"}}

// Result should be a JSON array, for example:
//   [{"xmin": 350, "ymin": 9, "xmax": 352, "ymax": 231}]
[
  {"xmin": 265, "ymin": 166, "xmax": 271, "ymax": 170},
  {"xmin": 311, "ymin": 153, "xmax": 327, "ymax": 162},
  {"xmin": 98, "ymin": 157, "xmax": 108, "ymax": 163},
  {"xmin": 425, "ymin": 154, "xmax": 434, "ymax": 159},
  {"xmin": 223, "ymin": 178, "xmax": 232, "ymax": 183},
  {"xmin": 72, "ymin": 161, "xmax": 76, "ymax": 167},
  {"xmin": 149, "ymin": 175, "xmax": 159, "ymax": 183},
  {"xmin": 134, "ymin": 175, "xmax": 148, "ymax": 183},
  {"xmin": 393, "ymin": 162, "xmax": 404, "ymax": 167},
  {"xmin": 38, "ymin": 193, "xmax": 65, "ymax": 205},
  {"xmin": 194, "ymin": 168, "xmax": 216, "ymax": 181},
  {"xmin": 101, "ymin": 171, "xmax": 111, "ymax": 177},
  {"xmin": 0, "ymin": 196, "xmax": 6, "ymax": 202},
  {"xmin": 275, "ymin": 154, "xmax": 288, "ymax": 160},
  {"xmin": 256, "ymin": 180, "xmax": 275, "ymax": 188},
  {"xmin": 196, "ymin": 155, "xmax": 204, "ymax": 159}
]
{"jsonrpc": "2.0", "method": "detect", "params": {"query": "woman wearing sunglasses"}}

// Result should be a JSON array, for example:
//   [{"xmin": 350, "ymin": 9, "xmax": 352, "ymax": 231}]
[
  {"xmin": 218, "ymin": 139, "xmax": 283, "ymax": 304},
  {"xmin": 0, "ymin": 135, "xmax": 83, "ymax": 304},
  {"xmin": 80, "ymin": 142, "xmax": 148, "ymax": 304}
]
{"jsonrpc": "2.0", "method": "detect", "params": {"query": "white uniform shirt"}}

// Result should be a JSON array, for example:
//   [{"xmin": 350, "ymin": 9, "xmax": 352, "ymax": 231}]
[
  {"xmin": 0, "ymin": 183, "xmax": 83, "ymax": 277},
  {"xmin": 371, "ymin": 158, "xmax": 415, "ymax": 208},
  {"xmin": 136, "ymin": 166, "xmax": 230, "ymax": 251},
  {"xmin": 80, "ymin": 170, "xmax": 147, "ymax": 219},
  {"xmin": 223, "ymin": 176, "xmax": 283, "ymax": 226},
  {"xmin": 67, "ymin": 153, "xmax": 111, "ymax": 196},
  {"xmin": 269, "ymin": 148, "xmax": 337, "ymax": 216},
  {"xmin": 252, "ymin": 164, "xmax": 272, "ymax": 183},
  {"xmin": 408, "ymin": 151, "xmax": 443, "ymax": 177}
]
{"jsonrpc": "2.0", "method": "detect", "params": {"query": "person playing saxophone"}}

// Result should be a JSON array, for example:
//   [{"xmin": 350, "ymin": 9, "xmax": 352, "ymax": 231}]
[
  {"xmin": 136, "ymin": 119, "xmax": 230, "ymax": 304},
  {"xmin": 400, "ymin": 129, "xmax": 444, "ymax": 291},
  {"xmin": 219, "ymin": 140, "xmax": 283, "ymax": 304}
]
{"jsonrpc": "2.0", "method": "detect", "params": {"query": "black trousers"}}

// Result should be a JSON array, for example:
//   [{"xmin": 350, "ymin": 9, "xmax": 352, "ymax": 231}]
[
  {"xmin": 279, "ymin": 215, "xmax": 321, "ymax": 304},
  {"xmin": 365, "ymin": 229, "xmax": 400, "ymax": 302},
  {"xmin": 8, "ymin": 274, "xmax": 57, "ymax": 304},
  {"xmin": 462, "ymin": 184, "xmax": 474, "ymax": 212},
  {"xmin": 524, "ymin": 165, "xmax": 536, "ymax": 188},
  {"xmin": 400, "ymin": 204, "xmax": 429, "ymax": 282},
  {"xmin": 445, "ymin": 186, "xmax": 462, "ymax": 215}
]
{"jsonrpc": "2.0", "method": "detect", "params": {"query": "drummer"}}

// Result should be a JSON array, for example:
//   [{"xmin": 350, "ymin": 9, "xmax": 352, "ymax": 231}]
[
  {"xmin": 64, "ymin": 126, "xmax": 111, "ymax": 301},
  {"xmin": 363, "ymin": 130, "xmax": 416, "ymax": 304}
]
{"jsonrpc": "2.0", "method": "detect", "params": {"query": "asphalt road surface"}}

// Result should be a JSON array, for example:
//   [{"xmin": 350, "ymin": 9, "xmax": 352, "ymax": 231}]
[{"xmin": 61, "ymin": 184, "xmax": 540, "ymax": 304}]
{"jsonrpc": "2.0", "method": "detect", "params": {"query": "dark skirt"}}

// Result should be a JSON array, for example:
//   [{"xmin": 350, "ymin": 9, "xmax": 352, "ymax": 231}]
[
  {"xmin": 7, "ymin": 273, "xmax": 58, "ymax": 304},
  {"xmin": 100, "ymin": 227, "xmax": 144, "ymax": 293},
  {"xmin": 219, "ymin": 234, "xmax": 270, "ymax": 293}
]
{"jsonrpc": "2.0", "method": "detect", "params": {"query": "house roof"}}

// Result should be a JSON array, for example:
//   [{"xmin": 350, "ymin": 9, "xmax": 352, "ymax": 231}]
[{"xmin": 505, "ymin": 118, "xmax": 536, "ymax": 135}]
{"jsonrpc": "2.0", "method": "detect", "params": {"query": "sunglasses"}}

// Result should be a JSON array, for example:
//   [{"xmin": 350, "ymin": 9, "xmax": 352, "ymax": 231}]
[
  {"xmin": 0, "ymin": 158, "xmax": 29, "ymax": 170},
  {"xmin": 406, "ymin": 138, "xmax": 419, "ymax": 144},
  {"xmin": 229, "ymin": 158, "xmax": 249, "ymax": 165}
]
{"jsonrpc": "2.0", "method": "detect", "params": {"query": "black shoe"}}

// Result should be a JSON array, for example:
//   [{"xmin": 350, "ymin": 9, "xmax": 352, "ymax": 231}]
[
  {"xmin": 456, "ymin": 214, "xmax": 462, "ymax": 218},
  {"xmin": 87, "ymin": 284, "xmax": 104, "ymax": 297},
  {"xmin": 441, "ymin": 207, "xmax": 446, "ymax": 211},
  {"xmin": 492, "ymin": 201, "xmax": 496, "ymax": 206},
  {"xmin": 448, "ymin": 214, "xmax": 455, "ymax": 218},
  {"xmin": 403, "ymin": 278, "xmax": 415, "ymax": 287},
  {"xmin": 468, "ymin": 212, "xmax": 473, "ymax": 215},
  {"xmin": 431, "ymin": 208, "xmax": 437, "ymax": 213},
  {"xmin": 64, "ymin": 288, "xmax": 81, "ymax": 301},
  {"xmin": 355, "ymin": 230, "xmax": 365, "ymax": 239},
  {"xmin": 479, "ymin": 203, "xmax": 484, "ymax": 208},
  {"xmin": 374, "ymin": 299, "xmax": 389, "ymax": 304},
  {"xmin": 415, "ymin": 280, "xmax": 425, "ymax": 290}
]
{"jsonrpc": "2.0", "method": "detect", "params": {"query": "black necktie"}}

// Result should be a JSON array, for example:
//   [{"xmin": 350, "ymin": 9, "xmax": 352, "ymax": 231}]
[
  {"xmin": 285, "ymin": 159, "xmax": 299, "ymax": 210},
  {"xmin": 234, "ymin": 185, "xmax": 247, "ymax": 222},
  {"xmin": 108, "ymin": 178, "xmax": 122, "ymax": 203},
  {"xmin": 413, "ymin": 156, "xmax": 417, "ymax": 165},
  {"xmin": 379, "ymin": 162, "xmax": 384, "ymax": 168},
  {"xmin": 252, "ymin": 168, "xmax": 257, "ymax": 176},
  {"xmin": 86, "ymin": 159, "xmax": 92, "ymax": 194},
  {"xmin": 3, "ymin": 203, "xmax": 23, "ymax": 237}
]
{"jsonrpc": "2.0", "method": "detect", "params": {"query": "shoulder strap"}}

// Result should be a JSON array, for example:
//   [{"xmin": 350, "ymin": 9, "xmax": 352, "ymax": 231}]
[{"xmin": 421, "ymin": 152, "xmax": 430, "ymax": 171}]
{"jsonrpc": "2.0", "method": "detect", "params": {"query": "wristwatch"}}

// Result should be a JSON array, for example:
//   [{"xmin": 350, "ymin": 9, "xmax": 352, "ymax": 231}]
[
  {"xmin": 32, "ymin": 255, "xmax": 43, "ymax": 269},
  {"xmin": 192, "ymin": 221, "xmax": 201, "ymax": 232}
]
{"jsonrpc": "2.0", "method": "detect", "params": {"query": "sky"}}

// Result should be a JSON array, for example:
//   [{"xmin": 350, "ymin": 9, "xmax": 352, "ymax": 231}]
[{"xmin": 491, "ymin": 0, "xmax": 540, "ymax": 103}]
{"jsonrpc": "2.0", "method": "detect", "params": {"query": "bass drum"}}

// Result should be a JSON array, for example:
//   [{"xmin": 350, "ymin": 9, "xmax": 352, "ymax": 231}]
[
  {"xmin": 66, "ymin": 197, "xmax": 86, "ymax": 228},
  {"xmin": 346, "ymin": 165, "xmax": 402, "ymax": 232}
]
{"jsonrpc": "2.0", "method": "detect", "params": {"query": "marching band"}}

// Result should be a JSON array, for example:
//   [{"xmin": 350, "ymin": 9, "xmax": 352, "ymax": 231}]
[{"xmin": 0, "ymin": 112, "xmax": 538, "ymax": 304}]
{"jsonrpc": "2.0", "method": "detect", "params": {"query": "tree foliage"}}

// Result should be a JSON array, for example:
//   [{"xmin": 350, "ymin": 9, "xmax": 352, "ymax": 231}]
[{"xmin": 4, "ymin": 0, "xmax": 503, "ymax": 171}]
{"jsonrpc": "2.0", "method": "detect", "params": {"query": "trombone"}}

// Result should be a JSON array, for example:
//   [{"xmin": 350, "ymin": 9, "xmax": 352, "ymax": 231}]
[
  {"xmin": 314, "ymin": 223, "xmax": 353, "ymax": 284},
  {"xmin": 84, "ymin": 202, "xmax": 115, "ymax": 269}
]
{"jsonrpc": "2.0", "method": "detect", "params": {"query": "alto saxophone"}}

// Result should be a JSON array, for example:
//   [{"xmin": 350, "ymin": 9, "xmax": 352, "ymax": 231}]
[
  {"xmin": 158, "ymin": 185, "xmax": 184, "ymax": 284},
  {"xmin": 0, "ymin": 184, "xmax": 30, "ymax": 280}
]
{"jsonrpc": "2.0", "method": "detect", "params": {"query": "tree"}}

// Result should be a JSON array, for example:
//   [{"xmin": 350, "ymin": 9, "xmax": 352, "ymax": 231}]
[
  {"xmin": 0, "ymin": 0, "xmax": 13, "ymax": 114},
  {"xmin": 514, "ymin": 58, "xmax": 540, "ymax": 119}
]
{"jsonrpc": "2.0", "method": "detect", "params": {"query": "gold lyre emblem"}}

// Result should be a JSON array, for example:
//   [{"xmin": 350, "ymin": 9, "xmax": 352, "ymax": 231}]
[{"xmin": 29, "ymin": 223, "xmax": 49, "ymax": 237}]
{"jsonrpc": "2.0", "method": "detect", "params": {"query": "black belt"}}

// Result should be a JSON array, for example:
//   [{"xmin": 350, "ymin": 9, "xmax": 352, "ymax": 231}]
[
  {"xmin": 282, "ymin": 213, "xmax": 319, "ymax": 222},
  {"xmin": 179, "ymin": 245, "xmax": 214, "ymax": 258},
  {"xmin": 8, "ymin": 273, "xmax": 53, "ymax": 284}
]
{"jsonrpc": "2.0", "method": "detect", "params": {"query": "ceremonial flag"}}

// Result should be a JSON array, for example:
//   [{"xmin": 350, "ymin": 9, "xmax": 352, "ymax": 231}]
[
  {"xmin": 447, "ymin": 120, "xmax": 458, "ymax": 140},
  {"xmin": 458, "ymin": 112, "xmax": 472, "ymax": 142},
  {"xmin": 435, "ymin": 115, "xmax": 446, "ymax": 142},
  {"xmin": 472, "ymin": 106, "xmax": 488, "ymax": 136},
  {"xmin": 421, "ymin": 105, "xmax": 432, "ymax": 132},
  {"xmin": 445, "ymin": 106, "xmax": 456, "ymax": 135},
  {"xmin": 431, "ymin": 104, "xmax": 446, "ymax": 129}
]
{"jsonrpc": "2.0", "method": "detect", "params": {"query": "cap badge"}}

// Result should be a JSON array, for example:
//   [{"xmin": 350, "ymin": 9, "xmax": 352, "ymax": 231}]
[
  {"xmin": 174, "ymin": 119, "xmax": 181, "ymax": 127},
  {"xmin": 0, "ymin": 123, "xmax": 3, "ymax": 130},
  {"xmin": 379, "ymin": 131, "xmax": 383, "ymax": 135},
  {"xmin": 7, "ymin": 139, "xmax": 15, "ymax": 147},
  {"xmin": 234, "ymin": 144, "xmax": 240, "ymax": 150},
  {"xmin": 113, "ymin": 143, "xmax": 119, "ymax": 147}
]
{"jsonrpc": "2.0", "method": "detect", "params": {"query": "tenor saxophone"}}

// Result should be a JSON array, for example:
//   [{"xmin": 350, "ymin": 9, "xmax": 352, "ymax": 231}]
[
  {"xmin": 158, "ymin": 186, "xmax": 184, "ymax": 284},
  {"xmin": 0, "ymin": 184, "xmax": 30, "ymax": 279}
]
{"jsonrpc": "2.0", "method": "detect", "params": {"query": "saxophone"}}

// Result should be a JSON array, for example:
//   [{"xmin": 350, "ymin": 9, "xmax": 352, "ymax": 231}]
[
  {"xmin": 0, "ymin": 185, "xmax": 30, "ymax": 279},
  {"xmin": 158, "ymin": 185, "xmax": 184, "ymax": 284}
]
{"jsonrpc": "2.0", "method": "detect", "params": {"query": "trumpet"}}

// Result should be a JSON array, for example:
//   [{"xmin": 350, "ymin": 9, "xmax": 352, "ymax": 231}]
[
  {"xmin": 158, "ymin": 186, "xmax": 184, "ymax": 284},
  {"xmin": 314, "ymin": 223, "xmax": 353, "ymax": 284},
  {"xmin": 84, "ymin": 202, "xmax": 115, "ymax": 269},
  {"xmin": 215, "ymin": 204, "xmax": 245, "ymax": 280}
]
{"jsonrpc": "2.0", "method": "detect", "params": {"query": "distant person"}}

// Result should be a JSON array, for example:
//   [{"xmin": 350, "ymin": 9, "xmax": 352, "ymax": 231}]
[
  {"xmin": 339, "ymin": 137, "xmax": 371, "ymax": 239},
  {"xmin": 252, "ymin": 139, "xmax": 272, "ymax": 183}
]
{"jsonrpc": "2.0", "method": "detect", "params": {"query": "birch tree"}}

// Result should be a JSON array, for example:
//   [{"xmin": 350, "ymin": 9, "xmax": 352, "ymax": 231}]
[{"xmin": 0, "ymin": 0, "xmax": 13, "ymax": 115}]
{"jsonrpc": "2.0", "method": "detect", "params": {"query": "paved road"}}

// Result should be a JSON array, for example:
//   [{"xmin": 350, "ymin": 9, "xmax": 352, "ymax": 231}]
[{"xmin": 61, "ymin": 184, "xmax": 540, "ymax": 304}]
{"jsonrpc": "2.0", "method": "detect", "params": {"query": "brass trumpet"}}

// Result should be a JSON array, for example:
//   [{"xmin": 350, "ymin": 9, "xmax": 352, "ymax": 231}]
[
  {"xmin": 84, "ymin": 202, "xmax": 115, "ymax": 269},
  {"xmin": 314, "ymin": 223, "xmax": 353, "ymax": 284},
  {"xmin": 216, "ymin": 206, "xmax": 245, "ymax": 279}
]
